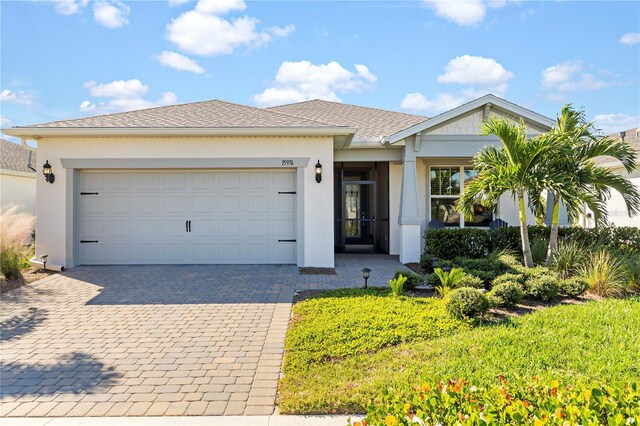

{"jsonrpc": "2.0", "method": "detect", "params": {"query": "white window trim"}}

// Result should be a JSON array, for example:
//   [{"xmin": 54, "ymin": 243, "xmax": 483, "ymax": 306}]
[{"xmin": 427, "ymin": 165, "xmax": 498, "ymax": 228}]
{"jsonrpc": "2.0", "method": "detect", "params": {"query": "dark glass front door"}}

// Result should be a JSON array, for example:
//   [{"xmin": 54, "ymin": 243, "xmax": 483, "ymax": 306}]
[{"xmin": 344, "ymin": 181, "xmax": 374, "ymax": 245}]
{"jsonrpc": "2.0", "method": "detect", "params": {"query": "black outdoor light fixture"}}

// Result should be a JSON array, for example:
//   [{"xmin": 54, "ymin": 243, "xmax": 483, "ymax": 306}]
[
  {"xmin": 314, "ymin": 160, "xmax": 323, "ymax": 183},
  {"xmin": 362, "ymin": 267, "xmax": 371, "ymax": 289},
  {"xmin": 40, "ymin": 254, "xmax": 48, "ymax": 272},
  {"xmin": 42, "ymin": 160, "xmax": 55, "ymax": 183}
]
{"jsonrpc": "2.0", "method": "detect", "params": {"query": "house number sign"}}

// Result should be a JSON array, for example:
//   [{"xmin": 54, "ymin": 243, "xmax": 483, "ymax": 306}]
[{"xmin": 281, "ymin": 159, "xmax": 295, "ymax": 166}]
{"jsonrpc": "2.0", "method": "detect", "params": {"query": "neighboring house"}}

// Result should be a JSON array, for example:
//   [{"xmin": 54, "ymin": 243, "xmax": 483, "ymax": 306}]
[
  {"xmin": 0, "ymin": 138, "xmax": 37, "ymax": 215},
  {"xmin": 2, "ymin": 94, "xmax": 554, "ymax": 269},
  {"xmin": 582, "ymin": 128, "xmax": 640, "ymax": 228}
]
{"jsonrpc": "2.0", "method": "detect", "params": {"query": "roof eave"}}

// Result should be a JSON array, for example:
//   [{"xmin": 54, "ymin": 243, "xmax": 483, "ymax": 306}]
[{"xmin": 2, "ymin": 126, "xmax": 358, "ymax": 138}]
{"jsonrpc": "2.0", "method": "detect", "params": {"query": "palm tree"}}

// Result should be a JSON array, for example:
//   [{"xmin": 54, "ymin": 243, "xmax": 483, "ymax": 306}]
[
  {"xmin": 458, "ymin": 117, "xmax": 556, "ymax": 267},
  {"xmin": 539, "ymin": 105, "xmax": 639, "ymax": 265}
]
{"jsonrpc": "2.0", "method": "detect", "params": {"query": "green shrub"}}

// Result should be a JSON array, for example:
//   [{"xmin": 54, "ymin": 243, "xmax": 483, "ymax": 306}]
[
  {"xmin": 424, "ymin": 228, "xmax": 490, "ymax": 260},
  {"xmin": 488, "ymin": 281, "xmax": 524, "ymax": 307},
  {"xmin": 353, "ymin": 377, "xmax": 640, "ymax": 426},
  {"xmin": 433, "ymin": 267, "xmax": 465, "ymax": 298},
  {"xmin": 559, "ymin": 277, "xmax": 588, "ymax": 297},
  {"xmin": 580, "ymin": 250, "xmax": 626, "ymax": 298},
  {"xmin": 456, "ymin": 272, "xmax": 484, "ymax": 289},
  {"xmin": 445, "ymin": 287, "xmax": 489, "ymax": 320},
  {"xmin": 393, "ymin": 270, "xmax": 423, "ymax": 291},
  {"xmin": 388, "ymin": 274, "xmax": 407, "ymax": 297},
  {"xmin": 525, "ymin": 276, "xmax": 559, "ymax": 301},
  {"xmin": 622, "ymin": 254, "xmax": 640, "ymax": 293},
  {"xmin": 0, "ymin": 246, "xmax": 26, "ymax": 282},
  {"xmin": 530, "ymin": 236, "xmax": 549, "ymax": 265},
  {"xmin": 0, "ymin": 206, "xmax": 35, "ymax": 282},
  {"xmin": 551, "ymin": 240, "xmax": 589, "ymax": 278},
  {"xmin": 492, "ymin": 272, "xmax": 525, "ymax": 287}
]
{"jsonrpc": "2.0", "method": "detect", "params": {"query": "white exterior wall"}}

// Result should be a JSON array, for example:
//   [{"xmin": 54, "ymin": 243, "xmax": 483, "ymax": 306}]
[
  {"xmin": 0, "ymin": 170, "xmax": 37, "ymax": 215},
  {"xmin": 583, "ymin": 166, "xmax": 640, "ymax": 228},
  {"xmin": 35, "ymin": 136, "xmax": 334, "ymax": 268}
]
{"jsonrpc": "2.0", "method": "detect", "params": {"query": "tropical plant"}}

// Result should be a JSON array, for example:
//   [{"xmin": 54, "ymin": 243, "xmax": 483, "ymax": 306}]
[
  {"xmin": 393, "ymin": 270, "xmax": 423, "ymax": 291},
  {"xmin": 535, "ymin": 105, "xmax": 640, "ymax": 265},
  {"xmin": 0, "ymin": 205, "xmax": 35, "ymax": 282},
  {"xmin": 388, "ymin": 274, "xmax": 407, "ymax": 297},
  {"xmin": 530, "ymin": 236, "xmax": 548, "ymax": 265},
  {"xmin": 458, "ymin": 117, "xmax": 558, "ymax": 267},
  {"xmin": 551, "ymin": 240, "xmax": 589, "ymax": 278},
  {"xmin": 580, "ymin": 250, "xmax": 626, "ymax": 297},
  {"xmin": 433, "ymin": 267, "xmax": 464, "ymax": 297}
]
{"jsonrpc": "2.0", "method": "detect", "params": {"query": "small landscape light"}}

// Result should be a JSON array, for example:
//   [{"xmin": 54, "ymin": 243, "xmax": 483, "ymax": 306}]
[
  {"xmin": 40, "ymin": 254, "xmax": 49, "ymax": 272},
  {"xmin": 431, "ymin": 257, "xmax": 439, "ymax": 269},
  {"xmin": 42, "ymin": 160, "xmax": 55, "ymax": 184},
  {"xmin": 361, "ymin": 267, "xmax": 371, "ymax": 289},
  {"xmin": 314, "ymin": 160, "xmax": 323, "ymax": 183},
  {"xmin": 442, "ymin": 266, "xmax": 452, "ymax": 273}
]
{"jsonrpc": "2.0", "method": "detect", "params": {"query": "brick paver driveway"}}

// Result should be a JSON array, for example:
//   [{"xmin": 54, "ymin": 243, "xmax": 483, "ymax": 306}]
[{"xmin": 0, "ymin": 255, "xmax": 405, "ymax": 418}]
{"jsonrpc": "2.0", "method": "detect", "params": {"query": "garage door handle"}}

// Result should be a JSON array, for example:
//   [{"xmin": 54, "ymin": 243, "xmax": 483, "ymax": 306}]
[
  {"xmin": 186, "ymin": 220, "xmax": 189, "ymax": 233},
  {"xmin": 278, "ymin": 239, "xmax": 296, "ymax": 242},
  {"xmin": 188, "ymin": 220, "xmax": 191, "ymax": 233},
  {"xmin": 80, "ymin": 240, "xmax": 99, "ymax": 243}
]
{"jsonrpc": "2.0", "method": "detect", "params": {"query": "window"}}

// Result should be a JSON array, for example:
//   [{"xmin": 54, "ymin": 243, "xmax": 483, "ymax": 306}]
[{"xmin": 429, "ymin": 166, "xmax": 493, "ymax": 227}]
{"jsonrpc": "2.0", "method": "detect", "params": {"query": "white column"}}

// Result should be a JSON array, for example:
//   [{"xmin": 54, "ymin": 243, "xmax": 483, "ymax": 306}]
[{"xmin": 398, "ymin": 138, "xmax": 422, "ymax": 264}]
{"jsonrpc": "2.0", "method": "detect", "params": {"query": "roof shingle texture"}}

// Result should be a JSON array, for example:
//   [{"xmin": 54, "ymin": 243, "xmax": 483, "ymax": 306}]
[
  {"xmin": 1, "ymin": 139, "xmax": 36, "ymax": 174},
  {"xmin": 268, "ymin": 99, "xmax": 428, "ymax": 138},
  {"xmin": 24, "ymin": 100, "xmax": 339, "ymax": 129},
  {"xmin": 594, "ymin": 128, "xmax": 640, "ymax": 167}
]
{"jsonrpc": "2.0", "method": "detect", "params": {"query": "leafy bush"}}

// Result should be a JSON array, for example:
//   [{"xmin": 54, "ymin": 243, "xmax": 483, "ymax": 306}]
[
  {"xmin": 488, "ymin": 281, "xmax": 524, "ymax": 307},
  {"xmin": 551, "ymin": 240, "xmax": 589, "ymax": 278},
  {"xmin": 433, "ymin": 267, "xmax": 464, "ymax": 297},
  {"xmin": 0, "ymin": 206, "xmax": 36, "ymax": 282},
  {"xmin": 353, "ymin": 377, "xmax": 640, "ymax": 426},
  {"xmin": 530, "ymin": 236, "xmax": 549, "ymax": 265},
  {"xmin": 558, "ymin": 277, "xmax": 588, "ymax": 297},
  {"xmin": 445, "ymin": 288, "xmax": 489, "ymax": 320},
  {"xmin": 424, "ymin": 228, "xmax": 490, "ymax": 260},
  {"xmin": 525, "ymin": 276, "xmax": 559, "ymax": 301},
  {"xmin": 492, "ymin": 272, "xmax": 525, "ymax": 287},
  {"xmin": 580, "ymin": 250, "xmax": 626, "ymax": 298},
  {"xmin": 451, "ymin": 254, "xmax": 516, "ymax": 285},
  {"xmin": 456, "ymin": 272, "xmax": 484, "ymax": 289},
  {"xmin": 393, "ymin": 270, "xmax": 423, "ymax": 291},
  {"xmin": 621, "ymin": 255, "xmax": 640, "ymax": 293},
  {"xmin": 388, "ymin": 274, "xmax": 407, "ymax": 297}
]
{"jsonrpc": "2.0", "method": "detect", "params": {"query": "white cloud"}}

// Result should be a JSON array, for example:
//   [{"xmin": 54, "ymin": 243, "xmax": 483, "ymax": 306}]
[
  {"xmin": 400, "ymin": 54, "xmax": 511, "ymax": 114},
  {"xmin": 52, "ymin": 0, "xmax": 88, "ymax": 15},
  {"xmin": 541, "ymin": 61, "xmax": 610, "ymax": 96},
  {"xmin": 166, "ymin": 0, "xmax": 293, "ymax": 56},
  {"xmin": 79, "ymin": 79, "xmax": 178, "ymax": 114},
  {"xmin": 593, "ymin": 114, "xmax": 640, "ymax": 135},
  {"xmin": 253, "ymin": 60, "xmax": 377, "ymax": 107},
  {"xmin": 619, "ymin": 32, "xmax": 640, "ymax": 46},
  {"xmin": 0, "ymin": 89, "xmax": 34, "ymax": 106},
  {"xmin": 437, "ymin": 55, "xmax": 513, "ymax": 86},
  {"xmin": 0, "ymin": 115, "xmax": 13, "ymax": 127},
  {"xmin": 93, "ymin": 1, "xmax": 130, "ymax": 29},
  {"xmin": 422, "ymin": 0, "xmax": 512, "ymax": 27},
  {"xmin": 168, "ymin": 0, "xmax": 191, "ymax": 6},
  {"xmin": 156, "ymin": 51, "xmax": 205, "ymax": 74}
]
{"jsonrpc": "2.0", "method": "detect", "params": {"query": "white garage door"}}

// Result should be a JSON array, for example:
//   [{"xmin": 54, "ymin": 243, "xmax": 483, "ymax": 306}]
[{"xmin": 78, "ymin": 170, "xmax": 297, "ymax": 265}]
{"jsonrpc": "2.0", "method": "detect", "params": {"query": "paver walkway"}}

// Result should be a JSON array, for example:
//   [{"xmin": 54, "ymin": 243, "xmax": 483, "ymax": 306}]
[{"xmin": 0, "ymin": 255, "xmax": 406, "ymax": 418}]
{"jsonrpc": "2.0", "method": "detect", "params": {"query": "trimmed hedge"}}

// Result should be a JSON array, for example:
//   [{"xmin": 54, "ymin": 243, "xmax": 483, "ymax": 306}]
[
  {"xmin": 424, "ymin": 226, "xmax": 640, "ymax": 261},
  {"xmin": 445, "ymin": 288, "xmax": 489, "ymax": 320},
  {"xmin": 352, "ymin": 377, "xmax": 640, "ymax": 426}
]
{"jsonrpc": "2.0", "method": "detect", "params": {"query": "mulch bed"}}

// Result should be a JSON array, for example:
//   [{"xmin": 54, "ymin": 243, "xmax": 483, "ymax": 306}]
[{"xmin": 0, "ymin": 267, "xmax": 58, "ymax": 294}]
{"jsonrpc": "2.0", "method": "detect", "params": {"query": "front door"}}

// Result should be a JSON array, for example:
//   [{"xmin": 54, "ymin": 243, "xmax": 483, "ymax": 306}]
[{"xmin": 344, "ymin": 181, "xmax": 374, "ymax": 245}]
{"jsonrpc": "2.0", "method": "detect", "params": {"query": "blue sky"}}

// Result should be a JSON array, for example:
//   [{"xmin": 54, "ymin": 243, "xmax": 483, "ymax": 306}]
[{"xmin": 1, "ymin": 0, "xmax": 639, "ymax": 137}]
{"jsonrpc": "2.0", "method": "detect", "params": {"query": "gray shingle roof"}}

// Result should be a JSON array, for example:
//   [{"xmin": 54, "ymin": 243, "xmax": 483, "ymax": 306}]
[
  {"xmin": 22, "ymin": 100, "xmax": 339, "ymax": 129},
  {"xmin": 1, "ymin": 139, "xmax": 36, "ymax": 174},
  {"xmin": 594, "ymin": 128, "xmax": 640, "ymax": 167},
  {"xmin": 267, "ymin": 99, "xmax": 428, "ymax": 139}
]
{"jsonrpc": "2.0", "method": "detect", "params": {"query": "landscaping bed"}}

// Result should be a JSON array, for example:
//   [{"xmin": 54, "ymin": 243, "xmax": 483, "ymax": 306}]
[{"xmin": 0, "ymin": 266, "xmax": 58, "ymax": 294}]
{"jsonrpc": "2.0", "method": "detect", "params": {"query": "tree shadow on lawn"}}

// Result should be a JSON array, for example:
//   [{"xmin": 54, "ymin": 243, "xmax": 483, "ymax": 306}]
[
  {"xmin": 0, "ymin": 352, "xmax": 121, "ymax": 398},
  {"xmin": 0, "ymin": 308, "xmax": 47, "ymax": 341}
]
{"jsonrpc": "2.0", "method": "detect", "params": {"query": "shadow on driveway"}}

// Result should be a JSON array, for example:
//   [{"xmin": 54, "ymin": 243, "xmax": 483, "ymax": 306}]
[{"xmin": 0, "ymin": 308, "xmax": 47, "ymax": 341}]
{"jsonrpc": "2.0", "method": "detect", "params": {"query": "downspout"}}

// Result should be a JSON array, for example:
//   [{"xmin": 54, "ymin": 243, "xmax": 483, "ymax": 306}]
[
  {"xmin": 21, "ymin": 137, "xmax": 37, "ymax": 172},
  {"xmin": 27, "ymin": 150, "xmax": 37, "ymax": 172}
]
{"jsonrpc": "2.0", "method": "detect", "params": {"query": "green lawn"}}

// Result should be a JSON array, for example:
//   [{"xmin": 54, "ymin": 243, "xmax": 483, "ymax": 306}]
[{"xmin": 278, "ymin": 292, "xmax": 640, "ymax": 414}]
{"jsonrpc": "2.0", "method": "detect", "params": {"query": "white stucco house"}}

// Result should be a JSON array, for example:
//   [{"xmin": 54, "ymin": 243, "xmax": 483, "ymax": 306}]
[
  {"xmin": 581, "ymin": 128, "xmax": 640, "ymax": 228},
  {"xmin": 2, "ymin": 94, "xmax": 556, "ymax": 270},
  {"xmin": 0, "ymin": 138, "xmax": 37, "ymax": 216}
]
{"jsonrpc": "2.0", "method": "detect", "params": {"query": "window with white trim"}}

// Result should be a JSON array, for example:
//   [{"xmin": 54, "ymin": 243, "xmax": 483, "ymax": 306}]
[{"xmin": 429, "ymin": 166, "xmax": 493, "ymax": 227}]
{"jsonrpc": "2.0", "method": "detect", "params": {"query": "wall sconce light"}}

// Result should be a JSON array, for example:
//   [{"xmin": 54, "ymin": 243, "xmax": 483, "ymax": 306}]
[
  {"xmin": 361, "ymin": 267, "xmax": 371, "ymax": 289},
  {"xmin": 40, "ymin": 254, "xmax": 49, "ymax": 272},
  {"xmin": 43, "ymin": 160, "xmax": 55, "ymax": 184},
  {"xmin": 314, "ymin": 160, "xmax": 323, "ymax": 183}
]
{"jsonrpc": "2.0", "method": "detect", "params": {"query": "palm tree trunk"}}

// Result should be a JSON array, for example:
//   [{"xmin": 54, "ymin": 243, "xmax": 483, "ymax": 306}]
[
  {"xmin": 545, "ymin": 194, "xmax": 560, "ymax": 266},
  {"xmin": 518, "ymin": 193, "xmax": 534, "ymax": 268}
]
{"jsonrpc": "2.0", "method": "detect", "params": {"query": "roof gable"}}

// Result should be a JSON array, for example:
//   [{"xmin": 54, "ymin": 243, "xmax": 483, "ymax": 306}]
[
  {"xmin": 386, "ymin": 94, "xmax": 555, "ymax": 143},
  {"xmin": 1, "ymin": 139, "xmax": 36, "ymax": 174}
]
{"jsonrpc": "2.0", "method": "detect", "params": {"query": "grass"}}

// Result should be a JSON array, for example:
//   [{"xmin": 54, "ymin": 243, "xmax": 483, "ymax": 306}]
[{"xmin": 278, "ymin": 293, "xmax": 640, "ymax": 414}]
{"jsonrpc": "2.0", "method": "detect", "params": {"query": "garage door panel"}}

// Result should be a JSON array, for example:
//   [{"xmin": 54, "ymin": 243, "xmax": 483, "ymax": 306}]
[{"xmin": 79, "ymin": 170, "xmax": 296, "ymax": 265}]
